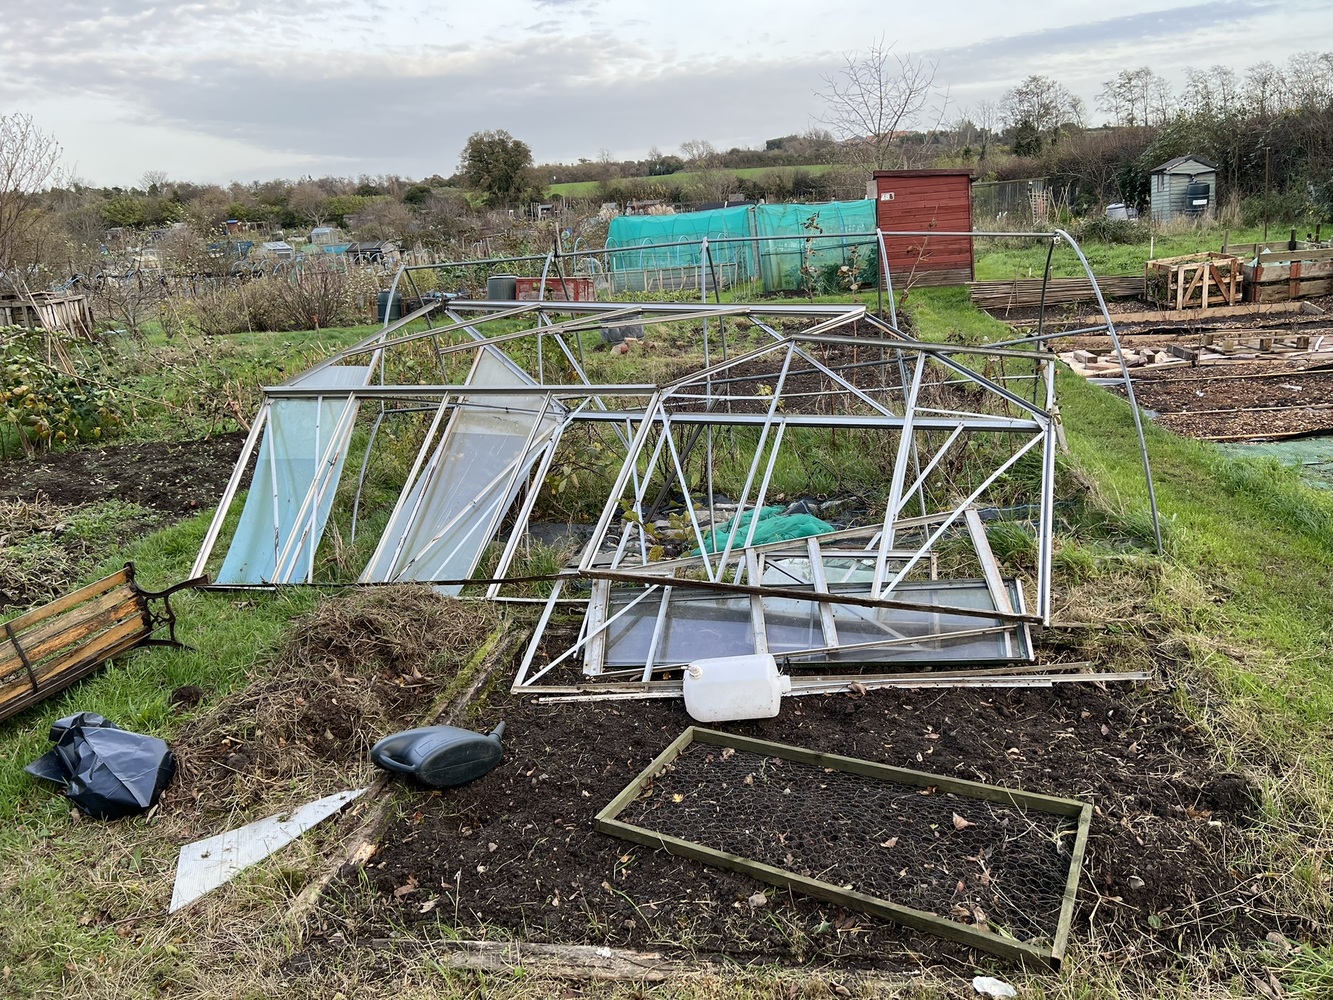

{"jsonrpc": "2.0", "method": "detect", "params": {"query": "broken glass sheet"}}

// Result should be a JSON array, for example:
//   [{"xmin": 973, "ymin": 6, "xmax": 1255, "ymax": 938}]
[
  {"xmin": 169, "ymin": 787, "xmax": 366, "ymax": 912},
  {"xmin": 215, "ymin": 365, "xmax": 371, "ymax": 584},
  {"xmin": 360, "ymin": 349, "xmax": 564, "ymax": 589},
  {"xmin": 599, "ymin": 580, "xmax": 1028, "ymax": 669}
]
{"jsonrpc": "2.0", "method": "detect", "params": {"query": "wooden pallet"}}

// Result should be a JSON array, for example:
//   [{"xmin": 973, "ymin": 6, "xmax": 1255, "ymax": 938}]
[{"xmin": 1144, "ymin": 253, "xmax": 1243, "ymax": 310}]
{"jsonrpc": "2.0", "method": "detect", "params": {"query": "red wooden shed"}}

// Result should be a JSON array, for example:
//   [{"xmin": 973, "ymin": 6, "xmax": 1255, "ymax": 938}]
[{"xmin": 871, "ymin": 169, "xmax": 975, "ymax": 286}]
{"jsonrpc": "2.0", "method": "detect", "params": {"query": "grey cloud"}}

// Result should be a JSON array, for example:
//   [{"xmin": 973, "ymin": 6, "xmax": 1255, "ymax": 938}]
[
  {"xmin": 930, "ymin": 0, "xmax": 1280, "ymax": 84},
  {"xmin": 86, "ymin": 38, "xmax": 823, "ymax": 176}
]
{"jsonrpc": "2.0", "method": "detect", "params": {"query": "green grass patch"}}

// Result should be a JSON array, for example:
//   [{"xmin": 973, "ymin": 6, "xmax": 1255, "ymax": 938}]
[
  {"xmin": 973, "ymin": 223, "xmax": 1284, "ymax": 280},
  {"xmin": 550, "ymin": 164, "xmax": 840, "ymax": 199}
]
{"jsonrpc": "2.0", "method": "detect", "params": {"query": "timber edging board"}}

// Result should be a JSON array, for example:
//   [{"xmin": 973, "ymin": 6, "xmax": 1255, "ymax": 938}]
[
  {"xmin": 969, "ymin": 276, "xmax": 1142, "ymax": 308},
  {"xmin": 595, "ymin": 726, "xmax": 1092, "ymax": 969}
]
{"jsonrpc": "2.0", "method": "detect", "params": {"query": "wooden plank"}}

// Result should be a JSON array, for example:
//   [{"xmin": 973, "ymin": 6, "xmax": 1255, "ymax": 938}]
[
  {"xmin": 2, "ymin": 591, "xmax": 142, "ymax": 677},
  {"xmin": 594, "ymin": 726, "xmax": 695, "ymax": 821},
  {"xmin": 0, "ymin": 619, "xmax": 148, "ymax": 720},
  {"xmin": 687, "ymin": 728, "xmax": 1086, "ymax": 815},
  {"xmin": 1051, "ymin": 803, "xmax": 1094, "ymax": 964},
  {"xmin": 1248, "ymin": 277, "xmax": 1333, "ymax": 302},
  {"xmin": 1042, "ymin": 301, "xmax": 1309, "ymax": 327},
  {"xmin": 1246, "ymin": 247, "xmax": 1333, "ymax": 265},
  {"xmin": 598, "ymin": 814, "xmax": 1054, "ymax": 967},
  {"xmin": 1247, "ymin": 259, "xmax": 1333, "ymax": 282},
  {"xmin": 25, "ymin": 615, "xmax": 148, "ymax": 689},
  {"xmin": 1, "ymin": 568, "xmax": 131, "ymax": 634}
]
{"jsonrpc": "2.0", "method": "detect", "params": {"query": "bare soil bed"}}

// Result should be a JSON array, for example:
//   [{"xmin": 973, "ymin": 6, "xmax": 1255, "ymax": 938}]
[
  {"xmin": 1130, "ymin": 362, "xmax": 1333, "ymax": 440},
  {"xmin": 0, "ymin": 433, "xmax": 246, "ymax": 610},
  {"xmin": 313, "ymin": 676, "xmax": 1303, "ymax": 974},
  {"xmin": 0, "ymin": 431, "xmax": 246, "ymax": 515},
  {"xmin": 1026, "ymin": 296, "xmax": 1333, "ymax": 441}
]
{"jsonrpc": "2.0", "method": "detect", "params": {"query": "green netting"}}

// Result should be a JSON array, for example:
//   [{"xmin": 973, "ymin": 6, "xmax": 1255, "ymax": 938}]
[
  {"xmin": 692, "ymin": 505, "xmax": 834, "ymax": 555},
  {"xmin": 607, "ymin": 206, "xmax": 756, "ymax": 284},
  {"xmin": 607, "ymin": 201, "xmax": 878, "ymax": 293},
  {"xmin": 752, "ymin": 201, "xmax": 876, "ymax": 292}
]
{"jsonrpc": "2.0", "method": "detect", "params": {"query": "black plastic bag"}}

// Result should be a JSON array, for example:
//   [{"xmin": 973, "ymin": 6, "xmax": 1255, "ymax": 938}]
[{"xmin": 25, "ymin": 712, "xmax": 176, "ymax": 820}]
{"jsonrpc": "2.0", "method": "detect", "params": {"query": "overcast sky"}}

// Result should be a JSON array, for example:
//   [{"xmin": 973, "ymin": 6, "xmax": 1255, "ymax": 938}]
[{"xmin": 2, "ymin": 0, "xmax": 1331, "ymax": 187}]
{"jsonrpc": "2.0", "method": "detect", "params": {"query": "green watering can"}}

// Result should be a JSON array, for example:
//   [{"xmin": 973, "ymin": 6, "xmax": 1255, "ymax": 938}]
[{"xmin": 370, "ymin": 721, "xmax": 505, "ymax": 788}]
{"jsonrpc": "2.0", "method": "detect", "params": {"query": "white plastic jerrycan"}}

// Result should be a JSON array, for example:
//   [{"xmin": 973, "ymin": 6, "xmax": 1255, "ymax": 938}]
[{"xmin": 682, "ymin": 653, "xmax": 792, "ymax": 722}]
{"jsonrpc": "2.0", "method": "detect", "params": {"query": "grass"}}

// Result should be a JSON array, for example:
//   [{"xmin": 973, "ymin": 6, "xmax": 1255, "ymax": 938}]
[
  {"xmin": 972, "ymin": 222, "xmax": 1281, "ymax": 281},
  {"xmin": 6, "ymin": 286, "xmax": 1333, "ymax": 995},
  {"xmin": 62, "ymin": 322, "xmax": 380, "ymax": 445},
  {"xmin": 549, "ymin": 164, "xmax": 841, "ymax": 199}
]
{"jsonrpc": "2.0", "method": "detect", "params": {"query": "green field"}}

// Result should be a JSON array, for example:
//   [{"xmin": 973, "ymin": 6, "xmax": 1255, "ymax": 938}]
[{"xmin": 550, "ymin": 163, "xmax": 841, "ymax": 199}]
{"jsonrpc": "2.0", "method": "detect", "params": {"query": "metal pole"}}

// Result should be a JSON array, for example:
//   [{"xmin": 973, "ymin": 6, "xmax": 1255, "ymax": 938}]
[
  {"xmin": 1053, "ymin": 228, "xmax": 1162, "ymax": 555},
  {"xmin": 191, "ymin": 400, "xmax": 270, "ymax": 579}
]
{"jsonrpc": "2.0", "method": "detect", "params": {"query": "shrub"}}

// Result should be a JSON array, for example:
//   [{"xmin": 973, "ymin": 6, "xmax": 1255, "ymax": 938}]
[
  {"xmin": 1240, "ymin": 189, "xmax": 1316, "ymax": 228},
  {"xmin": 171, "ymin": 262, "xmax": 379, "ymax": 337},
  {"xmin": 1073, "ymin": 217, "xmax": 1147, "ymax": 245},
  {"xmin": 0, "ymin": 327, "xmax": 122, "ymax": 457}
]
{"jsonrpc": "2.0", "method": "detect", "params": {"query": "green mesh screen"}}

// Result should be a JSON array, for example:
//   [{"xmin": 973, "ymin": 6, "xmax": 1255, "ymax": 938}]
[{"xmin": 606, "ymin": 201, "xmax": 878, "ymax": 293}]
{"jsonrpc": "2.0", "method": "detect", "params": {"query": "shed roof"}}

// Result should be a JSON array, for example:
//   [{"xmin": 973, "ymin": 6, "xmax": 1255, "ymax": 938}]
[
  {"xmin": 1151, "ymin": 154, "xmax": 1218, "ymax": 174},
  {"xmin": 872, "ymin": 169, "xmax": 975, "ymax": 181}
]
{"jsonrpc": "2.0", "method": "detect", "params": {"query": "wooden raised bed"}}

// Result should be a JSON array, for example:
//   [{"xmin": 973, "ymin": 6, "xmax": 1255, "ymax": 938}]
[
  {"xmin": 1144, "ymin": 253, "xmax": 1243, "ymax": 310},
  {"xmin": 1244, "ymin": 247, "xmax": 1333, "ymax": 303}
]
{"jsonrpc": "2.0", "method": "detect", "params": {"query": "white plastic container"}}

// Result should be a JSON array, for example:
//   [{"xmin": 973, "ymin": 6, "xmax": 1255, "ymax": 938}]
[{"xmin": 682, "ymin": 653, "xmax": 791, "ymax": 722}]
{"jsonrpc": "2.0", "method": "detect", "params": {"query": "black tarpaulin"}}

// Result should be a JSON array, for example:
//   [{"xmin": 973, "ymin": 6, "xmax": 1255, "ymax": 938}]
[{"xmin": 25, "ymin": 712, "xmax": 175, "ymax": 820}]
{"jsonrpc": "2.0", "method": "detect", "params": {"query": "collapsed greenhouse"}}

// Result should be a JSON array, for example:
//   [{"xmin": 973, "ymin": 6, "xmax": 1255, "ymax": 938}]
[{"xmin": 190, "ymin": 229, "xmax": 1159, "ymax": 698}]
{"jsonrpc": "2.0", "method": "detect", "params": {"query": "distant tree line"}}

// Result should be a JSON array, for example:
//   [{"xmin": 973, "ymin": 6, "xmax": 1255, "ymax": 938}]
[
  {"xmin": 961, "ymin": 53, "xmax": 1333, "ymax": 218},
  {"xmin": 1, "ymin": 47, "xmax": 1329, "ymax": 301}
]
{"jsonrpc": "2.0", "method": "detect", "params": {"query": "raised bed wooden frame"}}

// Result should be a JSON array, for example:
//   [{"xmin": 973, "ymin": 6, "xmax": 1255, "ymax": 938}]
[
  {"xmin": 1144, "ymin": 252, "xmax": 1244, "ymax": 310},
  {"xmin": 596, "ymin": 726, "xmax": 1093, "ymax": 969}
]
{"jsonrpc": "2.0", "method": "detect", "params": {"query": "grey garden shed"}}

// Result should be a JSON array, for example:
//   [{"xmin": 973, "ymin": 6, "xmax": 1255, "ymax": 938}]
[{"xmin": 1150, "ymin": 154, "xmax": 1218, "ymax": 223}]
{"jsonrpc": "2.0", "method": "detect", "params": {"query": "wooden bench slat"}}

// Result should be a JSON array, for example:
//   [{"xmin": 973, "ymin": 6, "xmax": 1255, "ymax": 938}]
[
  {"xmin": 21, "ymin": 612, "xmax": 151, "ymax": 692},
  {"xmin": 0, "ymin": 562, "xmax": 201, "ymax": 724},
  {"xmin": 2, "ymin": 568, "xmax": 133, "ymax": 635},
  {"xmin": 2, "ymin": 591, "xmax": 145, "ymax": 679},
  {"xmin": 0, "ymin": 623, "xmax": 151, "ymax": 717}
]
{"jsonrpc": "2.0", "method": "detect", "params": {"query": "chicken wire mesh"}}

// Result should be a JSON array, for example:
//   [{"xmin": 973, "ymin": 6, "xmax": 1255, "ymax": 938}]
[{"xmin": 599, "ymin": 729, "xmax": 1089, "ymax": 965}]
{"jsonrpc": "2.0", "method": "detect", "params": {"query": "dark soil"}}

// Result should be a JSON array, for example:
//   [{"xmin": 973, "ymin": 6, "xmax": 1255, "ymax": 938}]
[
  {"xmin": 318, "ymin": 680, "xmax": 1302, "ymax": 972},
  {"xmin": 0, "ymin": 432, "xmax": 247, "ymax": 516},
  {"xmin": 1131, "ymin": 363, "xmax": 1333, "ymax": 440}
]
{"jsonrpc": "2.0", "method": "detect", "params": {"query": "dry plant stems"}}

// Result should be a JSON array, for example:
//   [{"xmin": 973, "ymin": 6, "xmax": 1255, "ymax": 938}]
[{"xmin": 166, "ymin": 587, "xmax": 501, "ymax": 820}]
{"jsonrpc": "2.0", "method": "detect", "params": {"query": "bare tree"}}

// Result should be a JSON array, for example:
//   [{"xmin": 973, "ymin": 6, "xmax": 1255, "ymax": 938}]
[
  {"xmin": 1001, "ymin": 75, "xmax": 1083, "ymax": 134},
  {"xmin": 679, "ymin": 139, "xmax": 718, "ymax": 166},
  {"xmin": 140, "ymin": 169, "xmax": 170, "ymax": 194},
  {"xmin": 1097, "ymin": 68, "xmax": 1174, "ymax": 126},
  {"xmin": 816, "ymin": 37, "xmax": 947, "ymax": 170},
  {"xmin": 288, "ymin": 181, "xmax": 331, "ymax": 227},
  {"xmin": 954, "ymin": 101, "xmax": 1001, "ymax": 166},
  {"xmin": 0, "ymin": 113, "xmax": 62, "ymax": 288},
  {"xmin": 1245, "ymin": 61, "xmax": 1283, "ymax": 116},
  {"xmin": 679, "ymin": 140, "xmax": 731, "ymax": 203},
  {"xmin": 1282, "ymin": 51, "xmax": 1333, "ymax": 110}
]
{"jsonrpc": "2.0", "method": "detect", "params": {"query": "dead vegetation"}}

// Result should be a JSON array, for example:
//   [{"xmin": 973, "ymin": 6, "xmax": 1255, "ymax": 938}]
[{"xmin": 165, "ymin": 587, "xmax": 501, "ymax": 820}]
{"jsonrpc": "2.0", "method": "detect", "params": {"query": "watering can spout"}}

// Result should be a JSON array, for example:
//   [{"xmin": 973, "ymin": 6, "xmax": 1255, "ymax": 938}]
[{"xmin": 489, "ymin": 721, "xmax": 506, "ymax": 744}]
